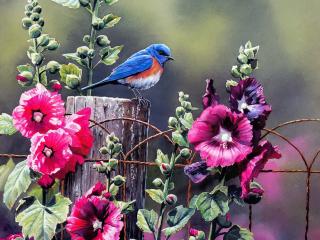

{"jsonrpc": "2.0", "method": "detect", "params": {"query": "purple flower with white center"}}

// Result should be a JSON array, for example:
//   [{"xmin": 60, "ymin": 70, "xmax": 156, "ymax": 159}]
[
  {"xmin": 229, "ymin": 78, "xmax": 271, "ymax": 129},
  {"xmin": 184, "ymin": 161, "xmax": 209, "ymax": 183}
]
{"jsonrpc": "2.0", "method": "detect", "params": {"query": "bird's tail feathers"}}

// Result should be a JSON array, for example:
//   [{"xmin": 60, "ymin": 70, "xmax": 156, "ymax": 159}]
[{"xmin": 81, "ymin": 78, "xmax": 114, "ymax": 91}]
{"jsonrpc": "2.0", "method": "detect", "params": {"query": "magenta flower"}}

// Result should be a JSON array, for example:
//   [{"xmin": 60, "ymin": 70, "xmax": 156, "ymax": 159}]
[
  {"xmin": 240, "ymin": 140, "xmax": 281, "ymax": 198},
  {"xmin": 202, "ymin": 79, "xmax": 219, "ymax": 109},
  {"xmin": 229, "ymin": 78, "xmax": 271, "ymax": 129},
  {"xmin": 66, "ymin": 182, "xmax": 123, "ymax": 240},
  {"xmin": 184, "ymin": 161, "xmax": 209, "ymax": 183},
  {"xmin": 0, "ymin": 233, "xmax": 33, "ymax": 240},
  {"xmin": 188, "ymin": 105, "xmax": 253, "ymax": 167},
  {"xmin": 12, "ymin": 84, "xmax": 65, "ymax": 138},
  {"xmin": 27, "ymin": 129, "xmax": 72, "ymax": 176}
]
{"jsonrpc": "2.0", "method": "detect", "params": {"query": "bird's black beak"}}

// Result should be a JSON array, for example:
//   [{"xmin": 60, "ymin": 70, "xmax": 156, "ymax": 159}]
[{"xmin": 167, "ymin": 56, "xmax": 174, "ymax": 61}]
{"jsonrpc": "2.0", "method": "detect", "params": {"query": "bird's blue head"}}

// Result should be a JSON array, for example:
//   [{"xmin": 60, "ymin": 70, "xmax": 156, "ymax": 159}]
[{"xmin": 146, "ymin": 44, "xmax": 173, "ymax": 66}]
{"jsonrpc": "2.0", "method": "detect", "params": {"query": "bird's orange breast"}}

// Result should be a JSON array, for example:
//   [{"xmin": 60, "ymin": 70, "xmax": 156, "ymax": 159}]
[{"xmin": 127, "ymin": 58, "xmax": 163, "ymax": 82}]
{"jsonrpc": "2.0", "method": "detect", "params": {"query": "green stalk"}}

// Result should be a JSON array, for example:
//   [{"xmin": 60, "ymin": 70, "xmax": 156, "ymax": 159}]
[
  {"xmin": 208, "ymin": 221, "xmax": 217, "ymax": 240},
  {"xmin": 86, "ymin": 0, "xmax": 100, "ymax": 96},
  {"xmin": 33, "ymin": 39, "xmax": 41, "ymax": 83}
]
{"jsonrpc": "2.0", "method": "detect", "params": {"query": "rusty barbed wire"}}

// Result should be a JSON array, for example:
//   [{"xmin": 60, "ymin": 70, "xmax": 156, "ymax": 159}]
[{"xmin": 1, "ymin": 118, "xmax": 320, "ymax": 240}]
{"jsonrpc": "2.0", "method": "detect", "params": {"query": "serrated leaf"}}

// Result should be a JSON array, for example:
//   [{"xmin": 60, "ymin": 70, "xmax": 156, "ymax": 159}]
[
  {"xmin": 0, "ymin": 158, "xmax": 15, "ymax": 191},
  {"xmin": 100, "ymin": 45, "xmax": 123, "ymax": 66},
  {"xmin": 164, "ymin": 205, "xmax": 195, "ymax": 237},
  {"xmin": 0, "ymin": 113, "xmax": 17, "ymax": 135},
  {"xmin": 137, "ymin": 209, "xmax": 158, "ymax": 233},
  {"xmin": 17, "ymin": 64, "xmax": 34, "ymax": 74},
  {"xmin": 115, "ymin": 200, "xmax": 136, "ymax": 214},
  {"xmin": 146, "ymin": 189, "xmax": 164, "ymax": 204},
  {"xmin": 16, "ymin": 193, "xmax": 71, "ymax": 240},
  {"xmin": 172, "ymin": 131, "xmax": 189, "ymax": 147},
  {"xmin": 104, "ymin": 0, "xmax": 119, "ymax": 5},
  {"xmin": 50, "ymin": 0, "xmax": 80, "ymax": 8},
  {"xmin": 3, "ymin": 160, "xmax": 32, "ymax": 209},
  {"xmin": 196, "ymin": 184, "xmax": 229, "ymax": 222},
  {"xmin": 224, "ymin": 225, "xmax": 253, "ymax": 240}
]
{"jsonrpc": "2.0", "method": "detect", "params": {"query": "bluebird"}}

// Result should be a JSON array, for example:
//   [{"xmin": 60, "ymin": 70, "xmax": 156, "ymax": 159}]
[{"xmin": 81, "ymin": 43, "xmax": 174, "ymax": 98}]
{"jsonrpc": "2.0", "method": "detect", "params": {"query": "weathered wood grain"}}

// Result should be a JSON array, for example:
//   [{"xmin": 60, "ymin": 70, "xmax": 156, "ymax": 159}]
[{"xmin": 64, "ymin": 96, "xmax": 150, "ymax": 239}]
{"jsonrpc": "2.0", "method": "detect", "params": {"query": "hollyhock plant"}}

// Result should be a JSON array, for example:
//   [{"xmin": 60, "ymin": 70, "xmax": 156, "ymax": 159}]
[
  {"xmin": 66, "ymin": 182, "xmax": 123, "ymax": 240},
  {"xmin": 229, "ymin": 78, "xmax": 271, "ymax": 129},
  {"xmin": 12, "ymin": 83, "xmax": 65, "ymax": 138},
  {"xmin": 240, "ymin": 140, "xmax": 281, "ymax": 198},
  {"xmin": 188, "ymin": 104, "xmax": 253, "ymax": 167}
]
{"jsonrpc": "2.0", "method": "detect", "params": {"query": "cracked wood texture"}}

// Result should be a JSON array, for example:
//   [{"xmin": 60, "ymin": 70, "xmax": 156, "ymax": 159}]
[{"xmin": 64, "ymin": 96, "xmax": 150, "ymax": 240}]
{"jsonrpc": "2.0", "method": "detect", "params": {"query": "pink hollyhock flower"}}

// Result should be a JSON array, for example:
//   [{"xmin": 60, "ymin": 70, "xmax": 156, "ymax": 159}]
[
  {"xmin": 202, "ymin": 79, "xmax": 219, "ymax": 109},
  {"xmin": 63, "ymin": 108, "xmax": 93, "ymax": 157},
  {"xmin": 27, "ymin": 129, "xmax": 72, "ymax": 176},
  {"xmin": 37, "ymin": 174, "xmax": 55, "ymax": 189},
  {"xmin": 66, "ymin": 182, "xmax": 123, "ymax": 240},
  {"xmin": 0, "ymin": 233, "xmax": 33, "ymax": 240},
  {"xmin": 12, "ymin": 84, "xmax": 65, "ymax": 138},
  {"xmin": 188, "ymin": 105, "xmax": 253, "ymax": 167},
  {"xmin": 240, "ymin": 140, "xmax": 281, "ymax": 198}
]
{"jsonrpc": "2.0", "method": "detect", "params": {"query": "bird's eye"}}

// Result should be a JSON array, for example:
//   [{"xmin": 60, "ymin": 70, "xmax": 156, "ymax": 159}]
[{"xmin": 158, "ymin": 50, "xmax": 168, "ymax": 56}]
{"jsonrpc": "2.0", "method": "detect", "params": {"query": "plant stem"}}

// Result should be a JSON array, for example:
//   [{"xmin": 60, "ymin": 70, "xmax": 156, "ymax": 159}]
[
  {"xmin": 87, "ymin": 0, "xmax": 100, "ymax": 96},
  {"xmin": 42, "ymin": 188, "xmax": 47, "ymax": 206},
  {"xmin": 208, "ymin": 221, "xmax": 217, "ymax": 240},
  {"xmin": 33, "ymin": 39, "xmax": 41, "ymax": 83}
]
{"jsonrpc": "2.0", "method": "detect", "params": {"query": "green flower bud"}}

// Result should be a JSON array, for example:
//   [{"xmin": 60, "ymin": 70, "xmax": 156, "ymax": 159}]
[
  {"xmin": 244, "ymin": 48, "xmax": 255, "ymax": 59},
  {"xmin": 165, "ymin": 194, "xmax": 177, "ymax": 205},
  {"xmin": 178, "ymin": 91, "xmax": 185, "ymax": 98},
  {"xmin": 46, "ymin": 61, "xmax": 60, "ymax": 74},
  {"xmin": 237, "ymin": 53, "xmax": 248, "ymax": 64},
  {"xmin": 231, "ymin": 65, "xmax": 241, "ymax": 78},
  {"xmin": 160, "ymin": 163, "xmax": 171, "ymax": 175},
  {"xmin": 22, "ymin": 17, "xmax": 32, "ymax": 29},
  {"xmin": 92, "ymin": 18, "xmax": 105, "ymax": 30},
  {"xmin": 168, "ymin": 117, "xmax": 178, "ymax": 128},
  {"xmin": 239, "ymin": 64, "xmax": 253, "ymax": 76},
  {"xmin": 37, "ymin": 34, "xmax": 50, "ymax": 47},
  {"xmin": 96, "ymin": 35, "xmax": 110, "ymax": 47},
  {"xmin": 38, "ymin": 18, "xmax": 44, "ymax": 27},
  {"xmin": 83, "ymin": 35, "xmax": 90, "ymax": 44},
  {"xmin": 33, "ymin": 5, "xmax": 42, "ymax": 14},
  {"xmin": 107, "ymin": 142, "xmax": 115, "ymax": 150},
  {"xmin": 88, "ymin": 49, "xmax": 95, "ymax": 58},
  {"xmin": 30, "ymin": 12, "xmax": 40, "ymax": 21},
  {"xmin": 180, "ymin": 148, "xmax": 191, "ymax": 158},
  {"xmin": 93, "ymin": 162, "xmax": 107, "ymax": 173},
  {"xmin": 113, "ymin": 175, "xmax": 126, "ymax": 187},
  {"xmin": 181, "ymin": 101, "xmax": 192, "ymax": 111},
  {"xmin": 107, "ymin": 158, "xmax": 118, "ymax": 170},
  {"xmin": 176, "ymin": 106, "xmax": 185, "ymax": 116},
  {"xmin": 152, "ymin": 178, "xmax": 164, "ymax": 188},
  {"xmin": 66, "ymin": 74, "xmax": 81, "ymax": 89},
  {"xmin": 99, "ymin": 146, "xmax": 109, "ymax": 155},
  {"xmin": 79, "ymin": 0, "xmax": 90, "ymax": 7},
  {"xmin": 30, "ymin": 53, "xmax": 43, "ymax": 66},
  {"xmin": 226, "ymin": 80, "xmax": 238, "ymax": 90},
  {"xmin": 32, "ymin": 1, "xmax": 39, "ymax": 7},
  {"xmin": 77, "ymin": 46, "xmax": 89, "ymax": 59},
  {"xmin": 25, "ymin": 11, "xmax": 32, "ymax": 17},
  {"xmin": 47, "ymin": 39, "xmax": 59, "ymax": 51},
  {"xmin": 29, "ymin": 24, "xmax": 42, "ymax": 38},
  {"xmin": 112, "ymin": 143, "xmax": 122, "ymax": 154},
  {"xmin": 25, "ymin": 4, "xmax": 33, "ymax": 11}
]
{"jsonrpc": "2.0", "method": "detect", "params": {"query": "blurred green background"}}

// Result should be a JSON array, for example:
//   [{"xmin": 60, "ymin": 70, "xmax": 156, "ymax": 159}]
[{"xmin": 1, "ymin": 0, "xmax": 320, "ymax": 239}]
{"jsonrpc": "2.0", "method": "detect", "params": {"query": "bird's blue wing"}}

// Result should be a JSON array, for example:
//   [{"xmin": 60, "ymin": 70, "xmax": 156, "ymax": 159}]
[{"xmin": 107, "ymin": 54, "xmax": 153, "ymax": 81}]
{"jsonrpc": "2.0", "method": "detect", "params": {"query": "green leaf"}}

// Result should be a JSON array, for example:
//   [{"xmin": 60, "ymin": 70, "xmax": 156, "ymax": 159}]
[
  {"xmin": 17, "ymin": 64, "xmax": 34, "ymax": 74},
  {"xmin": 16, "ymin": 193, "xmax": 71, "ymax": 240},
  {"xmin": 146, "ymin": 189, "xmax": 164, "ymax": 204},
  {"xmin": 109, "ymin": 183, "xmax": 119, "ymax": 196},
  {"xmin": 0, "ymin": 158, "xmax": 15, "ymax": 191},
  {"xmin": 172, "ymin": 131, "xmax": 189, "ymax": 147},
  {"xmin": 59, "ymin": 63, "xmax": 82, "ymax": 83},
  {"xmin": 104, "ymin": 0, "xmax": 119, "ymax": 5},
  {"xmin": 164, "ymin": 205, "xmax": 195, "ymax": 237},
  {"xmin": 137, "ymin": 209, "xmax": 158, "ymax": 233},
  {"xmin": 3, "ymin": 160, "xmax": 32, "ymax": 209},
  {"xmin": 99, "ymin": 45, "xmax": 123, "ymax": 66},
  {"xmin": 115, "ymin": 200, "xmax": 136, "ymax": 214},
  {"xmin": 224, "ymin": 225, "xmax": 253, "ymax": 240},
  {"xmin": 188, "ymin": 195, "xmax": 198, "ymax": 209},
  {"xmin": 103, "ymin": 14, "xmax": 121, "ymax": 28},
  {"xmin": 50, "ymin": 0, "xmax": 80, "ymax": 8},
  {"xmin": 196, "ymin": 184, "xmax": 229, "ymax": 222},
  {"xmin": 0, "ymin": 113, "xmax": 17, "ymax": 135},
  {"xmin": 63, "ymin": 53, "xmax": 88, "ymax": 68}
]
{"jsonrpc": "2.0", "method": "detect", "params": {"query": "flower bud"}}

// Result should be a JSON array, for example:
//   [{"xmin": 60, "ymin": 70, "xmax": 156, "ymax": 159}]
[
  {"xmin": 88, "ymin": 49, "xmax": 95, "ymax": 58},
  {"xmin": 165, "ymin": 194, "xmax": 177, "ymax": 205},
  {"xmin": 176, "ymin": 106, "xmax": 185, "ymax": 117},
  {"xmin": 16, "ymin": 71, "xmax": 33, "ymax": 86},
  {"xmin": 231, "ymin": 65, "xmax": 241, "ymax": 78},
  {"xmin": 107, "ymin": 158, "xmax": 118, "ymax": 170},
  {"xmin": 239, "ymin": 64, "xmax": 252, "ymax": 76},
  {"xmin": 30, "ymin": 12, "xmax": 40, "ymax": 21},
  {"xmin": 83, "ymin": 35, "xmax": 90, "ymax": 44},
  {"xmin": 181, "ymin": 101, "xmax": 192, "ymax": 111},
  {"xmin": 180, "ymin": 148, "xmax": 191, "ymax": 158},
  {"xmin": 244, "ymin": 182, "xmax": 264, "ymax": 204},
  {"xmin": 189, "ymin": 229, "xmax": 205, "ymax": 240},
  {"xmin": 77, "ymin": 46, "xmax": 89, "ymax": 59},
  {"xmin": 22, "ymin": 17, "xmax": 32, "ymax": 29},
  {"xmin": 113, "ymin": 175, "xmax": 126, "ymax": 187},
  {"xmin": 30, "ymin": 53, "xmax": 43, "ymax": 66},
  {"xmin": 99, "ymin": 146, "xmax": 109, "ymax": 155},
  {"xmin": 32, "ymin": 1, "xmax": 39, "ymax": 7},
  {"xmin": 33, "ymin": 5, "xmax": 42, "ymax": 14},
  {"xmin": 112, "ymin": 143, "xmax": 122, "ymax": 154},
  {"xmin": 47, "ymin": 39, "xmax": 59, "ymax": 51},
  {"xmin": 160, "ymin": 163, "xmax": 171, "ymax": 175},
  {"xmin": 237, "ymin": 53, "xmax": 248, "ymax": 64},
  {"xmin": 66, "ymin": 74, "xmax": 81, "ymax": 89},
  {"xmin": 152, "ymin": 178, "xmax": 164, "ymax": 187},
  {"xmin": 93, "ymin": 162, "xmax": 107, "ymax": 173},
  {"xmin": 79, "ymin": 0, "xmax": 90, "ymax": 7},
  {"xmin": 29, "ymin": 24, "xmax": 42, "ymax": 38},
  {"xmin": 38, "ymin": 34, "xmax": 50, "ymax": 47},
  {"xmin": 226, "ymin": 79, "xmax": 238, "ymax": 90},
  {"xmin": 107, "ymin": 142, "xmax": 115, "ymax": 150},
  {"xmin": 38, "ymin": 18, "xmax": 44, "ymax": 27},
  {"xmin": 92, "ymin": 18, "xmax": 105, "ymax": 30},
  {"xmin": 25, "ymin": 4, "xmax": 33, "ymax": 11},
  {"xmin": 178, "ymin": 91, "xmax": 185, "ymax": 98},
  {"xmin": 49, "ymin": 80, "xmax": 62, "ymax": 92},
  {"xmin": 96, "ymin": 35, "xmax": 110, "ymax": 47},
  {"xmin": 168, "ymin": 117, "xmax": 178, "ymax": 128},
  {"xmin": 25, "ymin": 11, "xmax": 32, "ymax": 17},
  {"xmin": 46, "ymin": 61, "xmax": 60, "ymax": 74},
  {"xmin": 217, "ymin": 213, "xmax": 232, "ymax": 228}
]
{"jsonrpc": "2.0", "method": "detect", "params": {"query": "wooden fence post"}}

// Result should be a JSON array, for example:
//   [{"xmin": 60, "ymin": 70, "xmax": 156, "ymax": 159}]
[{"xmin": 64, "ymin": 96, "xmax": 150, "ymax": 240}]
